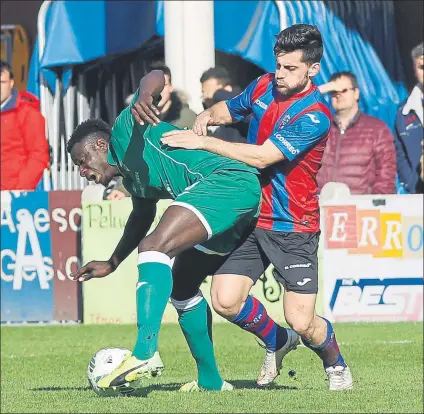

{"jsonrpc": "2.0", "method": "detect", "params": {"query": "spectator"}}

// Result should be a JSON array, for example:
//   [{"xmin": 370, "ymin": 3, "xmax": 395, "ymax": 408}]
[
  {"xmin": 200, "ymin": 67, "xmax": 248, "ymax": 143},
  {"xmin": 127, "ymin": 63, "xmax": 197, "ymax": 129},
  {"xmin": 317, "ymin": 71, "xmax": 396, "ymax": 194},
  {"xmin": 394, "ymin": 42, "xmax": 423, "ymax": 194},
  {"xmin": 1, "ymin": 60, "xmax": 49, "ymax": 190}
]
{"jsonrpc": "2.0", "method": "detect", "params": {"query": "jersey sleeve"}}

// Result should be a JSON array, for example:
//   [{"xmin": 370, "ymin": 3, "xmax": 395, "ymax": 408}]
[
  {"xmin": 107, "ymin": 89, "xmax": 147, "ymax": 166},
  {"xmin": 225, "ymin": 76, "xmax": 261, "ymax": 121},
  {"xmin": 269, "ymin": 111, "xmax": 331, "ymax": 161},
  {"xmin": 131, "ymin": 195, "xmax": 158, "ymax": 213}
]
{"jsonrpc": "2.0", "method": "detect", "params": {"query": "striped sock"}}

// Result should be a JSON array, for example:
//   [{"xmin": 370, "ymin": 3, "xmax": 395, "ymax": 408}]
[
  {"xmin": 302, "ymin": 317, "xmax": 347, "ymax": 369},
  {"xmin": 230, "ymin": 295, "xmax": 288, "ymax": 351}
]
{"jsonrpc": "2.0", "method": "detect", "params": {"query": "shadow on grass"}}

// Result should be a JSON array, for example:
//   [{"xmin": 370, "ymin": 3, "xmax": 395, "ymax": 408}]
[
  {"xmin": 30, "ymin": 381, "xmax": 299, "ymax": 396},
  {"xmin": 30, "ymin": 383, "xmax": 181, "ymax": 397},
  {"xmin": 30, "ymin": 386, "xmax": 92, "ymax": 392},
  {"xmin": 231, "ymin": 380, "xmax": 298, "ymax": 391}
]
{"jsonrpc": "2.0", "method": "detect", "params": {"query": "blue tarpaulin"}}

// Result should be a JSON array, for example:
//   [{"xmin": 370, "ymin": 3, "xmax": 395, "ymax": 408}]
[{"xmin": 28, "ymin": 0, "xmax": 158, "ymax": 95}]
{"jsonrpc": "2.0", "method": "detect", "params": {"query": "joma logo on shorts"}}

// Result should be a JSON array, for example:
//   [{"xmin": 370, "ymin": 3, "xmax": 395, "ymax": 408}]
[
  {"xmin": 274, "ymin": 134, "xmax": 299, "ymax": 155},
  {"xmin": 284, "ymin": 263, "xmax": 312, "ymax": 270}
]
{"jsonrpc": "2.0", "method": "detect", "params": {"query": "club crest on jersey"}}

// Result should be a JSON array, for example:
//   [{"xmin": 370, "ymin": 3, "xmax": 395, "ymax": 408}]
[{"xmin": 279, "ymin": 114, "xmax": 291, "ymax": 129}]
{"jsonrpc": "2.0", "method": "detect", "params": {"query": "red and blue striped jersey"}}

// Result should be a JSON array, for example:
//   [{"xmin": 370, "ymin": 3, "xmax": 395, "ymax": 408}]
[{"xmin": 226, "ymin": 73, "xmax": 331, "ymax": 232}]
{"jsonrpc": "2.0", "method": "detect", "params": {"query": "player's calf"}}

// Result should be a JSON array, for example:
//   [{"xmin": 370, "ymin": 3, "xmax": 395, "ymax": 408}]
[{"xmin": 172, "ymin": 291, "xmax": 224, "ymax": 391}]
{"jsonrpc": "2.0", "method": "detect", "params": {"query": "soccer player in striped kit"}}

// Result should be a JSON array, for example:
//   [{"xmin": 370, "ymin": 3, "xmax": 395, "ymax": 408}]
[{"xmin": 159, "ymin": 24, "xmax": 353, "ymax": 391}]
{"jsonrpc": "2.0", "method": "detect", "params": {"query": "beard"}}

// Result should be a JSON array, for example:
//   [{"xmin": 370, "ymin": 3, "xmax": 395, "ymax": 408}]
[{"xmin": 276, "ymin": 76, "xmax": 310, "ymax": 97}]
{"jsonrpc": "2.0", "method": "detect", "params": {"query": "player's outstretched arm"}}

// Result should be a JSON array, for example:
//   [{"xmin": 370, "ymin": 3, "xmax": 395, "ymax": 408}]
[
  {"xmin": 161, "ymin": 130, "xmax": 285, "ymax": 169},
  {"xmin": 71, "ymin": 199, "xmax": 157, "ymax": 282},
  {"xmin": 131, "ymin": 70, "xmax": 165, "ymax": 126},
  {"xmin": 108, "ymin": 200, "xmax": 157, "ymax": 270}
]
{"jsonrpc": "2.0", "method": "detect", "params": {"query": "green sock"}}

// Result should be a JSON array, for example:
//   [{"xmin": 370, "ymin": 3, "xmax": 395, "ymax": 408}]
[
  {"xmin": 132, "ymin": 251, "xmax": 173, "ymax": 360},
  {"xmin": 172, "ymin": 293, "xmax": 224, "ymax": 390}
]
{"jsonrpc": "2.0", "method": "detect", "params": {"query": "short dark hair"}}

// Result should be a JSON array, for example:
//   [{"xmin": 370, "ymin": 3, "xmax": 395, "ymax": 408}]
[
  {"xmin": 274, "ymin": 24, "xmax": 323, "ymax": 64},
  {"xmin": 67, "ymin": 119, "xmax": 111, "ymax": 153},
  {"xmin": 0, "ymin": 60, "xmax": 14, "ymax": 79},
  {"xmin": 411, "ymin": 42, "xmax": 423, "ymax": 60},
  {"xmin": 329, "ymin": 71, "xmax": 359, "ymax": 89},
  {"xmin": 200, "ymin": 67, "xmax": 231, "ymax": 86},
  {"xmin": 148, "ymin": 62, "xmax": 172, "ymax": 83}
]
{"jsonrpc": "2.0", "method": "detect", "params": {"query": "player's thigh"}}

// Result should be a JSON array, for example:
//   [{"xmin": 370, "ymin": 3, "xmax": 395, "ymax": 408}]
[
  {"xmin": 256, "ymin": 229, "xmax": 320, "ymax": 295},
  {"xmin": 138, "ymin": 205, "xmax": 208, "ymax": 257},
  {"xmin": 171, "ymin": 247, "xmax": 227, "ymax": 301},
  {"xmin": 211, "ymin": 230, "xmax": 269, "ymax": 311},
  {"xmin": 172, "ymin": 170, "xmax": 261, "ymax": 245}
]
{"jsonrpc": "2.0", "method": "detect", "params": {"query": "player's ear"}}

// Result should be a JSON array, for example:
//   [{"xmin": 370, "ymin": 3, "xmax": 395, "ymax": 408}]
[
  {"xmin": 96, "ymin": 138, "xmax": 108, "ymax": 152},
  {"xmin": 308, "ymin": 62, "xmax": 320, "ymax": 78}
]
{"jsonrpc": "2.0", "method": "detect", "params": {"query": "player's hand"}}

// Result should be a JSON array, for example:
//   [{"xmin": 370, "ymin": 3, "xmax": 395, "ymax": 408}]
[
  {"xmin": 107, "ymin": 190, "xmax": 127, "ymax": 200},
  {"xmin": 131, "ymin": 91, "xmax": 161, "ymax": 126},
  {"xmin": 193, "ymin": 110, "xmax": 213, "ymax": 136},
  {"xmin": 71, "ymin": 261, "xmax": 114, "ymax": 282},
  {"xmin": 161, "ymin": 130, "xmax": 207, "ymax": 150},
  {"xmin": 318, "ymin": 80, "xmax": 341, "ymax": 95}
]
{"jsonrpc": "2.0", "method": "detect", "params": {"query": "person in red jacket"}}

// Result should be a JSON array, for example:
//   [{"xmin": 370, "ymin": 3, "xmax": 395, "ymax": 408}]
[
  {"xmin": 317, "ymin": 71, "xmax": 396, "ymax": 194},
  {"xmin": 1, "ymin": 60, "xmax": 49, "ymax": 190}
]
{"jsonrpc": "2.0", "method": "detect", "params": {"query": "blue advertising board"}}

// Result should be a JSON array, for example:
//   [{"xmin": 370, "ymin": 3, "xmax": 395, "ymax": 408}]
[{"xmin": 1, "ymin": 191, "xmax": 53, "ymax": 322}]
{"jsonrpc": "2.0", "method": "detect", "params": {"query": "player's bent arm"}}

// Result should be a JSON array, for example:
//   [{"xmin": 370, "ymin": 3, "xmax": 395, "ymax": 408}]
[
  {"xmin": 131, "ymin": 70, "xmax": 165, "ymax": 125},
  {"xmin": 138, "ymin": 70, "xmax": 165, "ymax": 97},
  {"xmin": 206, "ymin": 101, "xmax": 234, "ymax": 125},
  {"xmin": 108, "ymin": 198, "xmax": 157, "ymax": 270},
  {"xmin": 202, "ymin": 137, "xmax": 285, "ymax": 169}
]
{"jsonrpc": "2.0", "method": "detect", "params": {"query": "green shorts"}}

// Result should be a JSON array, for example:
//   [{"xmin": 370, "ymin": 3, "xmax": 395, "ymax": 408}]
[{"xmin": 172, "ymin": 169, "xmax": 261, "ymax": 255}]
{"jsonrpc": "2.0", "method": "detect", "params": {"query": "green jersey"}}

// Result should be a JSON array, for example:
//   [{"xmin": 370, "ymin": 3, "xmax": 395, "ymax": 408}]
[{"xmin": 107, "ymin": 92, "xmax": 258, "ymax": 200}]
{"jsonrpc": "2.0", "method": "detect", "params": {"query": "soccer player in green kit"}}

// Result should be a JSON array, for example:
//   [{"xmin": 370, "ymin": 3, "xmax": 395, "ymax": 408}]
[{"xmin": 68, "ymin": 71, "xmax": 261, "ymax": 391}]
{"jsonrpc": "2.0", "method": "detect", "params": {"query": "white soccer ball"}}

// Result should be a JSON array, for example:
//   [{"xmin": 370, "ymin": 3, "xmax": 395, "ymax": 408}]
[{"xmin": 87, "ymin": 347, "xmax": 138, "ymax": 397}]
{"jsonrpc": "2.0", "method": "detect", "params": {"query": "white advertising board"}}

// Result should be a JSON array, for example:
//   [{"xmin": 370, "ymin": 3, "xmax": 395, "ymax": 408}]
[{"xmin": 321, "ymin": 194, "xmax": 423, "ymax": 323}]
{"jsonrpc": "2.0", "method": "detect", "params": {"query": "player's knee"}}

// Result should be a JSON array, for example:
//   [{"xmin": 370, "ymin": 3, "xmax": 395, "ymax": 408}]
[
  {"xmin": 211, "ymin": 291, "xmax": 243, "ymax": 319},
  {"xmin": 285, "ymin": 315, "xmax": 314, "ymax": 337},
  {"xmin": 138, "ymin": 233, "xmax": 176, "ymax": 257}
]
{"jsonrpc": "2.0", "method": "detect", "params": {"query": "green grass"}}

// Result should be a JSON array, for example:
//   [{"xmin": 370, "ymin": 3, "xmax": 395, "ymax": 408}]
[{"xmin": 1, "ymin": 322, "xmax": 423, "ymax": 413}]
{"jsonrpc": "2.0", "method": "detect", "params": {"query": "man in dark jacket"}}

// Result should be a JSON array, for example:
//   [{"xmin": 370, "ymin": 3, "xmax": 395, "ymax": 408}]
[
  {"xmin": 1, "ymin": 60, "xmax": 49, "ymax": 190},
  {"xmin": 317, "ymin": 71, "xmax": 396, "ymax": 194},
  {"xmin": 394, "ymin": 43, "xmax": 423, "ymax": 194}
]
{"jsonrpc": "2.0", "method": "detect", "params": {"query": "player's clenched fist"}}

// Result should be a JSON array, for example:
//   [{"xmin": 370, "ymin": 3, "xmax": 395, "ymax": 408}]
[
  {"xmin": 71, "ymin": 261, "xmax": 114, "ymax": 282},
  {"xmin": 193, "ymin": 110, "xmax": 214, "ymax": 136}
]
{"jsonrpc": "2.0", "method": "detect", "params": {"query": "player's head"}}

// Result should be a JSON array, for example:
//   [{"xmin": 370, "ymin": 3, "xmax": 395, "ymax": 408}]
[
  {"xmin": 200, "ymin": 67, "xmax": 232, "ymax": 108},
  {"xmin": 412, "ymin": 42, "xmax": 423, "ymax": 87},
  {"xmin": 1, "ymin": 60, "xmax": 14, "ymax": 104},
  {"xmin": 148, "ymin": 62, "xmax": 173, "ymax": 109},
  {"xmin": 67, "ymin": 119, "xmax": 118, "ymax": 186},
  {"xmin": 273, "ymin": 24, "xmax": 323, "ymax": 96},
  {"xmin": 328, "ymin": 71, "xmax": 360, "ymax": 113}
]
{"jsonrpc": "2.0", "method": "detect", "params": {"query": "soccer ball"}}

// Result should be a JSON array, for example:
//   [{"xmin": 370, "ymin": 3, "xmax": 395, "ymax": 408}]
[{"xmin": 87, "ymin": 347, "xmax": 139, "ymax": 397}]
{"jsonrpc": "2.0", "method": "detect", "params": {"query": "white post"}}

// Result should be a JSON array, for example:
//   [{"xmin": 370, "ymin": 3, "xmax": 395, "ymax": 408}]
[
  {"xmin": 164, "ymin": 1, "xmax": 215, "ymax": 114},
  {"xmin": 274, "ymin": 0, "xmax": 288, "ymax": 31},
  {"xmin": 37, "ymin": 0, "xmax": 53, "ymax": 191},
  {"xmin": 164, "ymin": 1, "xmax": 185, "ymax": 91}
]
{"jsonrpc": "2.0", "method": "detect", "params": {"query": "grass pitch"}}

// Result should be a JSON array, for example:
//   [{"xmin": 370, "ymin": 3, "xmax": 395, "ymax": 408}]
[{"xmin": 1, "ymin": 322, "xmax": 423, "ymax": 413}]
